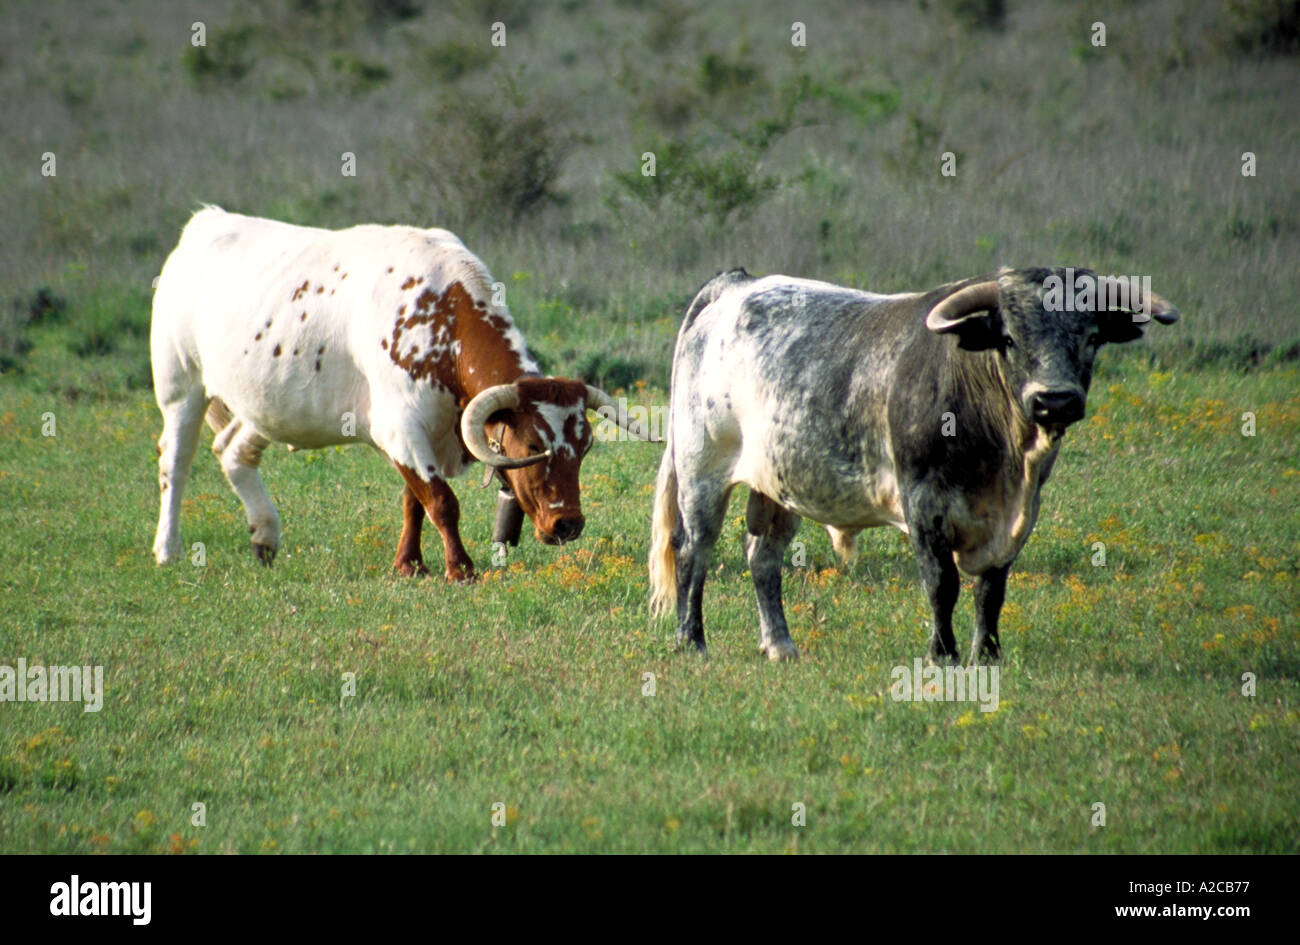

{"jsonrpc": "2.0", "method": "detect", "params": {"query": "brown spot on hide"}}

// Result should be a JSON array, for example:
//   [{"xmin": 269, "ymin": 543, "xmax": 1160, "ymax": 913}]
[
  {"xmin": 254, "ymin": 332, "xmax": 262, "ymax": 341},
  {"xmin": 273, "ymin": 344, "xmax": 282, "ymax": 356},
  {"xmin": 387, "ymin": 280, "xmax": 528, "ymax": 393},
  {"xmin": 300, "ymin": 311, "xmax": 307, "ymax": 322},
  {"xmin": 315, "ymin": 360, "xmax": 322, "ymax": 371},
  {"xmin": 401, "ymin": 277, "xmax": 417, "ymax": 290},
  {"xmin": 291, "ymin": 280, "xmax": 310, "ymax": 301},
  {"xmin": 315, "ymin": 286, "xmax": 324, "ymax": 294}
]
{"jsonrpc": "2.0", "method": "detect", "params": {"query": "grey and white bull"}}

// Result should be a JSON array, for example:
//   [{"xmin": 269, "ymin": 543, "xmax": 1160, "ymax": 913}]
[{"xmin": 649, "ymin": 266, "xmax": 1179, "ymax": 662}]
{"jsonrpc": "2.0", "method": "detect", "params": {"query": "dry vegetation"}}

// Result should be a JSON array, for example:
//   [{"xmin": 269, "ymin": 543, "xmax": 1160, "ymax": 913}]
[{"xmin": 2, "ymin": 0, "xmax": 1297, "ymax": 389}]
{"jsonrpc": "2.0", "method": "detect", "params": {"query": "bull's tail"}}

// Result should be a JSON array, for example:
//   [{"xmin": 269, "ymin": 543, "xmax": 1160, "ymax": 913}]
[
  {"xmin": 648, "ymin": 424, "xmax": 678, "ymax": 619},
  {"xmin": 650, "ymin": 268, "xmax": 753, "ymax": 619}
]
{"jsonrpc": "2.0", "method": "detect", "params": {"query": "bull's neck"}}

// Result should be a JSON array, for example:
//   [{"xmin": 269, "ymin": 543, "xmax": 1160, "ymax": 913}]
[
  {"xmin": 450, "ymin": 312, "xmax": 540, "ymax": 407},
  {"xmin": 949, "ymin": 349, "xmax": 1046, "ymax": 461}
]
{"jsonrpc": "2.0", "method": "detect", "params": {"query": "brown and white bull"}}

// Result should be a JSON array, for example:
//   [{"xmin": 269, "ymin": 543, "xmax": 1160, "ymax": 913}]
[{"xmin": 150, "ymin": 206, "xmax": 647, "ymax": 579}]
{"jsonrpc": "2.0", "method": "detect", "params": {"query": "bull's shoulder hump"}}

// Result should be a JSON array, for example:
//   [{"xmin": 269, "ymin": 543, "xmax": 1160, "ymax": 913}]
[{"xmin": 681, "ymin": 267, "xmax": 757, "ymax": 332}]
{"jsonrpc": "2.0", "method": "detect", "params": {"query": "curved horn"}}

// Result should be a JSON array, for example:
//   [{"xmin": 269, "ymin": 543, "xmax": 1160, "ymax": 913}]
[
  {"xmin": 1096, "ymin": 276, "xmax": 1180, "ymax": 325},
  {"xmin": 925, "ymin": 281, "xmax": 1000, "ymax": 332},
  {"xmin": 585, "ymin": 385, "xmax": 659, "ymax": 442},
  {"xmin": 460, "ymin": 383, "xmax": 551, "ymax": 469}
]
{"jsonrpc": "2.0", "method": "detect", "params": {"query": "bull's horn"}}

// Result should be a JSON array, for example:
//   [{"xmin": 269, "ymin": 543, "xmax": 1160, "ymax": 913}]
[
  {"xmin": 1096, "ymin": 276, "xmax": 1180, "ymax": 325},
  {"xmin": 460, "ymin": 383, "xmax": 552, "ymax": 469},
  {"xmin": 925, "ymin": 281, "xmax": 1000, "ymax": 332},
  {"xmin": 585, "ymin": 385, "xmax": 659, "ymax": 442}
]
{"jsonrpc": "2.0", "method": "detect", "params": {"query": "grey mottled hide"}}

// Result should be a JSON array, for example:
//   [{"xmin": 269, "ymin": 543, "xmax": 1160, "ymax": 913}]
[{"xmin": 648, "ymin": 266, "xmax": 1178, "ymax": 662}]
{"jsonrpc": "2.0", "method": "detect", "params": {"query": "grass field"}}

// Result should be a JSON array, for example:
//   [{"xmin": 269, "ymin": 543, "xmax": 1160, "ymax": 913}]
[
  {"xmin": 1, "ymin": 0, "xmax": 1298, "ymax": 853},
  {"xmin": 1, "ymin": 344, "xmax": 1296, "ymax": 852}
]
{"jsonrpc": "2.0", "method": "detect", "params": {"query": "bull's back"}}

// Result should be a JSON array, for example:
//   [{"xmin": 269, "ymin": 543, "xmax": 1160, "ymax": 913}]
[
  {"xmin": 681, "ymin": 276, "xmax": 921, "ymax": 528},
  {"xmin": 152, "ymin": 209, "xmax": 459, "ymax": 447}
]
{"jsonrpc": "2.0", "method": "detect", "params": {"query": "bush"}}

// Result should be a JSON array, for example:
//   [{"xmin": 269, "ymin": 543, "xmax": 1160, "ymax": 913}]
[
  {"xmin": 0, "ymin": 289, "xmax": 66, "ymax": 374},
  {"xmin": 932, "ymin": 0, "xmax": 1007, "ymax": 31},
  {"xmin": 1225, "ymin": 0, "xmax": 1300, "ymax": 55},
  {"xmin": 403, "ymin": 84, "xmax": 574, "ymax": 224},
  {"xmin": 328, "ymin": 52, "xmax": 392, "ymax": 94},
  {"xmin": 697, "ymin": 49, "xmax": 760, "ymax": 99},
  {"xmin": 182, "ymin": 25, "xmax": 256, "ymax": 85},
  {"xmin": 422, "ymin": 38, "xmax": 488, "ymax": 83},
  {"xmin": 610, "ymin": 113, "xmax": 789, "ymax": 227}
]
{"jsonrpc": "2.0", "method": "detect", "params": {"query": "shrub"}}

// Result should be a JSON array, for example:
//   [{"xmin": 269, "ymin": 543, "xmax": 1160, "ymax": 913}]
[
  {"xmin": 403, "ymin": 84, "xmax": 574, "ymax": 224},
  {"xmin": 0, "ymin": 289, "xmax": 66, "ymax": 374},
  {"xmin": 610, "ymin": 117, "xmax": 787, "ymax": 227},
  {"xmin": 1225, "ymin": 0, "xmax": 1300, "ymax": 54},
  {"xmin": 932, "ymin": 0, "xmax": 1007, "ymax": 32},
  {"xmin": 182, "ymin": 25, "xmax": 256, "ymax": 85}
]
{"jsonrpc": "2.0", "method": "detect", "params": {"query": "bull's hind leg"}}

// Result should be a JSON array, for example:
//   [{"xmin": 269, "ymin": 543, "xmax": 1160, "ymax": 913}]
[
  {"xmin": 393, "ymin": 466, "xmax": 472, "ymax": 582},
  {"xmin": 971, "ymin": 563, "xmax": 1009, "ymax": 663},
  {"xmin": 673, "ymin": 475, "xmax": 732, "ymax": 657},
  {"xmin": 152, "ymin": 390, "xmax": 207, "ymax": 564},
  {"xmin": 745, "ymin": 491, "xmax": 801, "ymax": 661},
  {"xmin": 211, "ymin": 415, "xmax": 280, "ymax": 565}
]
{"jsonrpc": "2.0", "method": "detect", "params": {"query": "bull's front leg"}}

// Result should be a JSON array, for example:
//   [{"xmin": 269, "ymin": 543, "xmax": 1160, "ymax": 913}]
[
  {"xmin": 744, "ymin": 491, "xmax": 801, "ymax": 661},
  {"xmin": 393, "ymin": 485, "xmax": 431, "ymax": 577},
  {"xmin": 394, "ymin": 466, "xmax": 474, "ymax": 582},
  {"xmin": 971, "ymin": 563, "xmax": 1009, "ymax": 663},
  {"xmin": 908, "ymin": 523, "xmax": 961, "ymax": 663}
]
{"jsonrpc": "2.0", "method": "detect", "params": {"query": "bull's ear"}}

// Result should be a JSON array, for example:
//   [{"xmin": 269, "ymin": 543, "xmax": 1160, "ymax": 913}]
[
  {"xmin": 1098, "ymin": 309, "xmax": 1148, "ymax": 345},
  {"xmin": 1095, "ymin": 278, "xmax": 1180, "ymax": 345},
  {"xmin": 925, "ymin": 281, "xmax": 1001, "ymax": 351}
]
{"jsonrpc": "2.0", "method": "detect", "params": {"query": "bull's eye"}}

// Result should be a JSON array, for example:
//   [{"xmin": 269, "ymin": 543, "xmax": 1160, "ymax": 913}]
[
  {"xmin": 528, "ymin": 444, "xmax": 543, "ymax": 455},
  {"xmin": 1002, "ymin": 335, "xmax": 1016, "ymax": 350},
  {"xmin": 1087, "ymin": 332, "xmax": 1103, "ymax": 347}
]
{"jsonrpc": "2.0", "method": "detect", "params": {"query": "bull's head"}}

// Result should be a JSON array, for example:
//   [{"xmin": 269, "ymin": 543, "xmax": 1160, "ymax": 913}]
[
  {"xmin": 459, "ymin": 377, "xmax": 652, "ymax": 544},
  {"xmin": 925, "ymin": 267, "xmax": 1179, "ymax": 433}
]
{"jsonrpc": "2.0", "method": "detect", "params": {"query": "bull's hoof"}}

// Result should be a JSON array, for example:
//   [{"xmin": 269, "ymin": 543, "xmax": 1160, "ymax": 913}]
[
  {"xmin": 444, "ymin": 566, "xmax": 475, "ymax": 584},
  {"xmin": 673, "ymin": 633, "xmax": 709, "ymax": 659},
  {"xmin": 761, "ymin": 638, "xmax": 799, "ymax": 662},
  {"xmin": 395, "ymin": 559, "xmax": 431, "ymax": 578},
  {"xmin": 252, "ymin": 542, "xmax": 276, "ymax": 566},
  {"xmin": 153, "ymin": 542, "xmax": 183, "ymax": 565},
  {"xmin": 925, "ymin": 642, "xmax": 961, "ymax": 665}
]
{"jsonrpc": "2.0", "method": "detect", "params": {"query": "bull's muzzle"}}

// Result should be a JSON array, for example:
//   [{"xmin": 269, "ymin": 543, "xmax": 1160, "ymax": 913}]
[
  {"xmin": 1028, "ymin": 388, "xmax": 1086, "ymax": 427},
  {"xmin": 541, "ymin": 515, "xmax": 585, "ymax": 545}
]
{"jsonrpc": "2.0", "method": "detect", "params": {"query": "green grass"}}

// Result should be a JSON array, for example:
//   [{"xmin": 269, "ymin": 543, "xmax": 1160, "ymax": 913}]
[{"xmin": 0, "ymin": 354, "xmax": 1296, "ymax": 852}]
